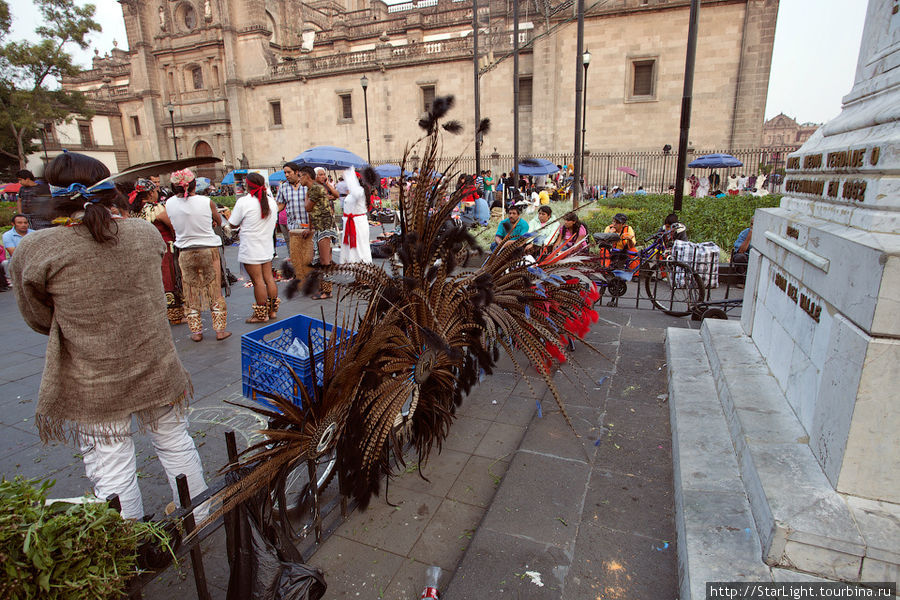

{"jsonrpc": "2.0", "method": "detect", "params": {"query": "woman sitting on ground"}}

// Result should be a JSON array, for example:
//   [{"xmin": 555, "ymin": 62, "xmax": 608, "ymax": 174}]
[
  {"xmin": 228, "ymin": 172, "xmax": 279, "ymax": 323},
  {"xmin": 548, "ymin": 212, "xmax": 588, "ymax": 257}
]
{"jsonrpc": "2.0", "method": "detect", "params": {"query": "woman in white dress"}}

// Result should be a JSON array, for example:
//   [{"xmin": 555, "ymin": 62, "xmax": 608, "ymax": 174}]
[
  {"xmin": 228, "ymin": 172, "xmax": 279, "ymax": 323},
  {"xmin": 340, "ymin": 168, "xmax": 373, "ymax": 264}
]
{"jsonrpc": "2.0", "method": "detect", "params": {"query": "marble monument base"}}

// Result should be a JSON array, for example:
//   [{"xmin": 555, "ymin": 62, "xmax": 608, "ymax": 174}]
[{"xmin": 666, "ymin": 322, "xmax": 899, "ymax": 599}]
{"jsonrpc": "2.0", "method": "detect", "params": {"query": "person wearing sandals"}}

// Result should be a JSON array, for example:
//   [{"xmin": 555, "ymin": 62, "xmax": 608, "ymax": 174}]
[
  {"xmin": 298, "ymin": 166, "xmax": 337, "ymax": 300},
  {"xmin": 165, "ymin": 168, "xmax": 232, "ymax": 341},
  {"xmin": 9, "ymin": 152, "xmax": 207, "ymax": 520},
  {"xmin": 129, "ymin": 178, "xmax": 186, "ymax": 325},
  {"xmin": 227, "ymin": 172, "xmax": 279, "ymax": 323}
]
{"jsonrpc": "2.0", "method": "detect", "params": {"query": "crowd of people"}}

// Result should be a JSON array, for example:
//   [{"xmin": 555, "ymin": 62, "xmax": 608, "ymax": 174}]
[{"xmin": 0, "ymin": 151, "xmax": 760, "ymax": 523}]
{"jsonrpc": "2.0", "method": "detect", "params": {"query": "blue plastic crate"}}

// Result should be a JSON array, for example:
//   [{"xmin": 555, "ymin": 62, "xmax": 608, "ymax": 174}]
[{"xmin": 241, "ymin": 314, "xmax": 352, "ymax": 408}]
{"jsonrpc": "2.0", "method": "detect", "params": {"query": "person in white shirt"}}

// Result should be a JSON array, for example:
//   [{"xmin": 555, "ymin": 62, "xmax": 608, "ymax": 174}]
[
  {"xmin": 166, "ymin": 168, "xmax": 231, "ymax": 342},
  {"xmin": 340, "ymin": 168, "xmax": 373, "ymax": 264},
  {"xmin": 228, "ymin": 172, "xmax": 279, "ymax": 323}
]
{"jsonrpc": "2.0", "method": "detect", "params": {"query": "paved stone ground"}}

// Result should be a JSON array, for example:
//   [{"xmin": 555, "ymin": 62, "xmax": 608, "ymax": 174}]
[{"xmin": 0, "ymin": 241, "xmax": 729, "ymax": 598}]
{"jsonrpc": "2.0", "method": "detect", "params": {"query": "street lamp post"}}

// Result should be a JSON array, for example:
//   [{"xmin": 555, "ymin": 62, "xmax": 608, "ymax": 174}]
[
  {"xmin": 360, "ymin": 75, "xmax": 371, "ymax": 164},
  {"xmin": 166, "ymin": 102, "xmax": 179, "ymax": 159},
  {"xmin": 580, "ymin": 49, "xmax": 591, "ymax": 194}
]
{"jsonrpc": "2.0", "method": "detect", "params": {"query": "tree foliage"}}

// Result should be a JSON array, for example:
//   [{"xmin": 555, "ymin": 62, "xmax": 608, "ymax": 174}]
[{"xmin": 0, "ymin": 0, "xmax": 100, "ymax": 169}]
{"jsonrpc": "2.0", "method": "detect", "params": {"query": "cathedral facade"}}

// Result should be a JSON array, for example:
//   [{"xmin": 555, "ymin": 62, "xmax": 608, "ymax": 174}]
[{"xmin": 58, "ymin": 0, "xmax": 779, "ymax": 177}]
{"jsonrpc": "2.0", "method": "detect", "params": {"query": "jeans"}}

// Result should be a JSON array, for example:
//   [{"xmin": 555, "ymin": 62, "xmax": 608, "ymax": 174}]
[
  {"xmin": 79, "ymin": 405, "xmax": 207, "ymax": 520},
  {"xmin": 484, "ymin": 190, "xmax": 494, "ymax": 205}
]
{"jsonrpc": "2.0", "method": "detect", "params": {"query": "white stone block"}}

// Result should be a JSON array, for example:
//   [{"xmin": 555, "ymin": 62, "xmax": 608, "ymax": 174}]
[
  {"xmin": 810, "ymin": 314, "xmax": 866, "ymax": 487},
  {"xmin": 838, "ymin": 336, "xmax": 900, "ymax": 503},
  {"xmin": 786, "ymin": 348, "xmax": 819, "ymax": 433}
]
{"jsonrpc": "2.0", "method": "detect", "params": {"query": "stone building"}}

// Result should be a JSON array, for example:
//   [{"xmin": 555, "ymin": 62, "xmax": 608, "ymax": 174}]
[
  {"xmin": 55, "ymin": 0, "xmax": 778, "ymax": 177},
  {"xmin": 761, "ymin": 112, "xmax": 820, "ymax": 148}
]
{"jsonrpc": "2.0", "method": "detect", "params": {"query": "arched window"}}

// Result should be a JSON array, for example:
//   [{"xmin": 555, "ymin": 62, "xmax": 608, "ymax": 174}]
[
  {"xmin": 266, "ymin": 11, "xmax": 278, "ymax": 45},
  {"xmin": 191, "ymin": 66, "xmax": 203, "ymax": 90}
]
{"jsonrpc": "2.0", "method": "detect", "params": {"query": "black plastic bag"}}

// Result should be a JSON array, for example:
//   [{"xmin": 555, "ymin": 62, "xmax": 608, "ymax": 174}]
[{"xmin": 226, "ymin": 470, "xmax": 327, "ymax": 600}]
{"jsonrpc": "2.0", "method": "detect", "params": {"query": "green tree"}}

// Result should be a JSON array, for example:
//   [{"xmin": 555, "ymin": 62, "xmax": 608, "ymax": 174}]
[{"xmin": 0, "ymin": 0, "xmax": 100, "ymax": 169}]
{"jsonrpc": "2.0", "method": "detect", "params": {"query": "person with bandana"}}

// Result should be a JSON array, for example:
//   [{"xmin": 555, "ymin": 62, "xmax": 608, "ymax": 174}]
[
  {"xmin": 129, "ymin": 178, "xmax": 186, "ymax": 325},
  {"xmin": 227, "ymin": 172, "xmax": 279, "ymax": 322},
  {"xmin": 165, "ymin": 168, "xmax": 232, "ymax": 342},
  {"xmin": 9, "ymin": 152, "xmax": 207, "ymax": 520}
]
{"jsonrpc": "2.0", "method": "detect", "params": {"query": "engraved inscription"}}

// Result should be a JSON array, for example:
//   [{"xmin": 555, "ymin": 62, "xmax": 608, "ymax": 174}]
[
  {"xmin": 870, "ymin": 146, "xmax": 880, "ymax": 166},
  {"xmin": 827, "ymin": 149, "xmax": 865, "ymax": 169},
  {"xmin": 772, "ymin": 268, "xmax": 822, "ymax": 324},
  {"xmin": 786, "ymin": 226, "xmax": 799, "ymax": 239},
  {"xmin": 827, "ymin": 180, "xmax": 840, "ymax": 198},
  {"xmin": 800, "ymin": 293, "xmax": 822, "ymax": 323},
  {"xmin": 803, "ymin": 154, "xmax": 822, "ymax": 169},
  {"xmin": 842, "ymin": 180, "xmax": 867, "ymax": 202},
  {"xmin": 785, "ymin": 179, "xmax": 825, "ymax": 195},
  {"xmin": 787, "ymin": 156, "xmax": 801, "ymax": 170}
]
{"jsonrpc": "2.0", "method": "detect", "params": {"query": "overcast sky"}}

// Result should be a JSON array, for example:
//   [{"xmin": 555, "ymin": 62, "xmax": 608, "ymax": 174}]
[{"xmin": 9, "ymin": 0, "xmax": 867, "ymax": 125}]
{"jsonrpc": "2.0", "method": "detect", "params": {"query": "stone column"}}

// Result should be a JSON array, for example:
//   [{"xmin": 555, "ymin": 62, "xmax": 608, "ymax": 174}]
[{"xmin": 741, "ymin": 0, "xmax": 899, "ymax": 503}]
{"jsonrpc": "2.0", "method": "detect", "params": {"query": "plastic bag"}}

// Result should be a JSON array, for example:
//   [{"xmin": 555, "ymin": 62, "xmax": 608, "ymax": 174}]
[
  {"xmin": 226, "ymin": 470, "xmax": 327, "ymax": 600},
  {"xmin": 286, "ymin": 337, "xmax": 309, "ymax": 359}
]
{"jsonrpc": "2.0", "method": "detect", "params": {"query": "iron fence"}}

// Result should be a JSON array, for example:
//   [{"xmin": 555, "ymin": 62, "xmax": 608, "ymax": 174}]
[
  {"xmin": 250, "ymin": 146, "xmax": 796, "ymax": 195},
  {"xmin": 366, "ymin": 147, "xmax": 796, "ymax": 193}
]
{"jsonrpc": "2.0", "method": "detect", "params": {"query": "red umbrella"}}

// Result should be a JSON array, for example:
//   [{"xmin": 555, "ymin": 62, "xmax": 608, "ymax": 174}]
[
  {"xmin": 0, "ymin": 182, "xmax": 21, "ymax": 193},
  {"xmin": 616, "ymin": 166, "xmax": 638, "ymax": 177}
]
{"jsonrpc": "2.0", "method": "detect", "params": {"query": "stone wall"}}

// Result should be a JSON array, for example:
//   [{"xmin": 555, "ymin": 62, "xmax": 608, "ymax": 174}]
[{"xmin": 63, "ymin": 0, "xmax": 777, "ymax": 170}]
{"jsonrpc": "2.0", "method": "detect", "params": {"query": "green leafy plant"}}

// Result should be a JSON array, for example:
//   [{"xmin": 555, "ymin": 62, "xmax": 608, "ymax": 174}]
[{"xmin": 0, "ymin": 477, "xmax": 172, "ymax": 600}]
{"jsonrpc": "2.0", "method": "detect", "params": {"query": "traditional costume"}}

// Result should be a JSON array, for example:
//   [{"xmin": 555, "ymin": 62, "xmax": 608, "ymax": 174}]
[
  {"xmin": 340, "ymin": 168, "xmax": 373, "ymax": 264},
  {"xmin": 10, "ymin": 216, "xmax": 206, "ymax": 519},
  {"xmin": 165, "ymin": 169, "xmax": 229, "ymax": 338}
]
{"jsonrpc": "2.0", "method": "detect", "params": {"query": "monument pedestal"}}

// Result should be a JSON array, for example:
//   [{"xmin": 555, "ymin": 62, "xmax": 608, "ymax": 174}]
[{"xmin": 667, "ymin": 1, "xmax": 900, "ymax": 595}]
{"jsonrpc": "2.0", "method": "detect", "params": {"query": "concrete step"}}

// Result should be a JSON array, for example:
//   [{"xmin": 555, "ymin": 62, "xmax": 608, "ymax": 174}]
[
  {"xmin": 701, "ymin": 319, "xmax": 869, "ymax": 581},
  {"xmin": 665, "ymin": 328, "xmax": 770, "ymax": 600}
]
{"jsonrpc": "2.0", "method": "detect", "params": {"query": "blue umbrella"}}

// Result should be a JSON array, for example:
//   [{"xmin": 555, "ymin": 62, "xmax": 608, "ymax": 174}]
[
  {"xmin": 688, "ymin": 153, "xmax": 743, "ymax": 168},
  {"xmin": 269, "ymin": 170, "xmax": 286, "ymax": 184},
  {"xmin": 291, "ymin": 146, "xmax": 368, "ymax": 169},
  {"xmin": 221, "ymin": 169, "xmax": 248, "ymax": 185},
  {"xmin": 374, "ymin": 164, "xmax": 413, "ymax": 178},
  {"xmin": 517, "ymin": 158, "xmax": 559, "ymax": 176}
]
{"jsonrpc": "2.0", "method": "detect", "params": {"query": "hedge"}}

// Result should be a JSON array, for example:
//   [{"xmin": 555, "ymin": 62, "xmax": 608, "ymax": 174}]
[{"xmin": 581, "ymin": 193, "xmax": 781, "ymax": 259}]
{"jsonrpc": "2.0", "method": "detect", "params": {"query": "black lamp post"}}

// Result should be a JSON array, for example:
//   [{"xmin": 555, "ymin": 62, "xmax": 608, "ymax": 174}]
[
  {"xmin": 166, "ymin": 102, "xmax": 179, "ymax": 159},
  {"xmin": 580, "ymin": 49, "xmax": 591, "ymax": 188},
  {"xmin": 360, "ymin": 75, "xmax": 371, "ymax": 164}
]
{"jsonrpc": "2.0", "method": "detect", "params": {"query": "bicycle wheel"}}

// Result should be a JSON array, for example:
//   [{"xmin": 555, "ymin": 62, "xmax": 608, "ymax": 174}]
[
  {"xmin": 273, "ymin": 422, "xmax": 340, "ymax": 517},
  {"xmin": 644, "ymin": 259, "xmax": 705, "ymax": 317}
]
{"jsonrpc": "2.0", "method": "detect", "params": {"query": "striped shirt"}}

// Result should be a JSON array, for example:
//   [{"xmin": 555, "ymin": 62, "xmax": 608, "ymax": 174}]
[{"xmin": 276, "ymin": 180, "xmax": 308, "ymax": 230}]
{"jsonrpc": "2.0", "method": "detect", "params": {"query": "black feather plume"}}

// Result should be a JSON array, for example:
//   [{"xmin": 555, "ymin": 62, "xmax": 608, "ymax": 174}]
[{"xmin": 442, "ymin": 120, "xmax": 463, "ymax": 135}]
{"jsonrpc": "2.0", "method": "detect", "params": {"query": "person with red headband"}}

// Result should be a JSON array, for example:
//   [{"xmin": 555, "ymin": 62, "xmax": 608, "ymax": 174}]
[{"xmin": 228, "ymin": 172, "xmax": 279, "ymax": 322}]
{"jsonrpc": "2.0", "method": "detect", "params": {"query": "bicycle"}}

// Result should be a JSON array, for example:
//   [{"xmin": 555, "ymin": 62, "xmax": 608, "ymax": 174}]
[{"xmin": 582, "ymin": 230, "xmax": 705, "ymax": 317}]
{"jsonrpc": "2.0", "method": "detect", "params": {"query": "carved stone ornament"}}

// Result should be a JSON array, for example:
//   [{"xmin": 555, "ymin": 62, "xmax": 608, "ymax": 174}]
[{"xmin": 159, "ymin": 6, "xmax": 167, "ymax": 31}]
